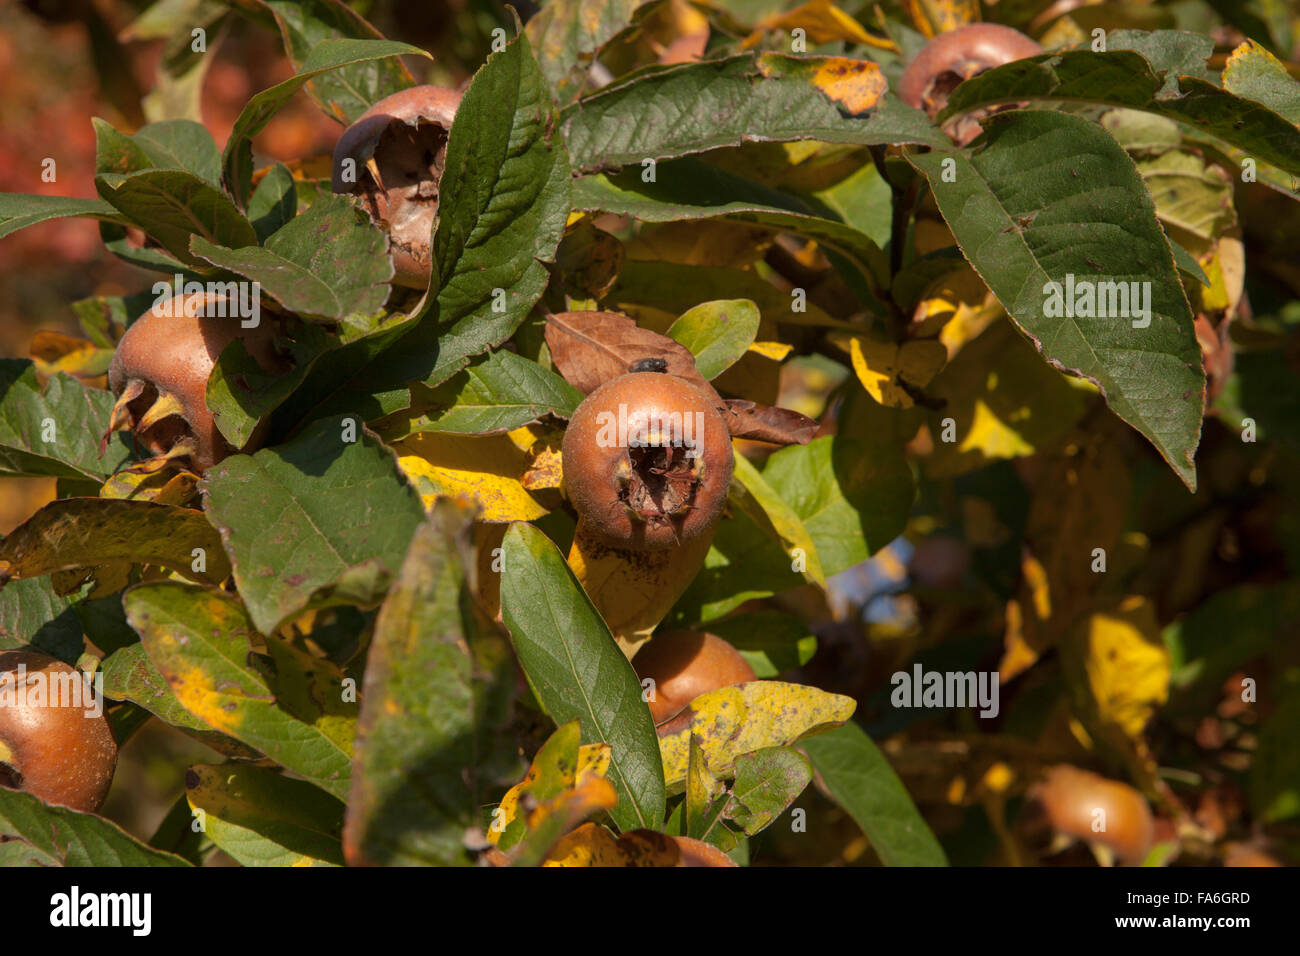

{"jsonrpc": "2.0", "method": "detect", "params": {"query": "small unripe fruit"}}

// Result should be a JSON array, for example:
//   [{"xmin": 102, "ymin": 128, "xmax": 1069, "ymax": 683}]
[
  {"xmin": 898, "ymin": 24, "xmax": 1043, "ymax": 145},
  {"xmin": 106, "ymin": 292, "xmax": 282, "ymax": 473},
  {"xmin": 0, "ymin": 650, "xmax": 117, "ymax": 812},
  {"xmin": 634, "ymin": 630, "xmax": 756, "ymax": 735},
  {"xmin": 332, "ymin": 85, "xmax": 462, "ymax": 289},
  {"xmin": 1028, "ymin": 765, "xmax": 1155, "ymax": 863},
  {"xmin": 562, "ymin": 372, "xmax": 734, "ymax": 550}
]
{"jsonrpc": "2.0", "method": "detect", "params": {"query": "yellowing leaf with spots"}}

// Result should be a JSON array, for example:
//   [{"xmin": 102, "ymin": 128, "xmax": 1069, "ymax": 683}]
[
  {"xmin": 490, "ymin": 722, "xmax": 618, "ymax": 865},
  {"xmin": 756, "ymin": 52, "xmax": 889, "ymax": 115},
  {"xmin": 394, "ymin": 432, "xmax": 548, "ymax": 522},
  {"xmin": 844, "ymin": 334, "xmax": 947, "ymax": 408},
  {"xmin": 659, "ymin": 682, "xmax": 856, "ymax": 791},
  {"xmin": 540, "ymin": 824, "xmax": 685, "ymax": 867},
  {"xmin": 123, "ymin": 581, "xmax": 353, "ymax": 801}
]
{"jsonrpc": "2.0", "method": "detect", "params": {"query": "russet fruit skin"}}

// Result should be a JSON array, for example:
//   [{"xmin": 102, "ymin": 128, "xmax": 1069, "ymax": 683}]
[
  {"xmin": 561, "ymin": 372, "xmax": 734, "ymax": 550},
  {"xmin": 107, "ymin": 292, "xmax": 281, "ymax": 473},
  {"xmin": 672, "ymin": 836, "xmax": 738, "ymax": 867},
  {"xmin": 898, "ymin": 24, "xmax": 1043, "ymax": 144},
  {"xmin": 332, "ymin": 85, "xmax": 462, "ymax": 289},
  {"xmin": 0, "ymin": 649, "xmax": 118, "ymax": 813},
  {"xmin": 1031, "ymin": 764, "xmax": 1155, "ymax": 863},
  {"xmin": 634, "ymin": 630, "xmax": 756, "ymax": 735}
]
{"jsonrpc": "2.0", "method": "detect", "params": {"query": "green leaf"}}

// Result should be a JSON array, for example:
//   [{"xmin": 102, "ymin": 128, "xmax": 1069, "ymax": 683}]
[
  {"xmin": 131, "ymin": 120, "xmax": 223, "ymax": 184},
  {"xmin": 344, "ymin": 510, "xmax": 517, "ymax": 866},
  {"xmin": 500, "ymin": 521, "xmax": 666, "ymax": 832},
  {"xmin": 190, "ymin": 195, "xmax": 391, "ymax": 320},
  {"xmin": 377, "ymin": 30, "xmax": 573, "ymax": 391},
  {"xmin": 939, "ymin": 37, "xmax": 1300, "ymax": 181},
  {"xmin": 123, "ymin": 581, "xmax": 353, "ymax": 799},
  {"xmin": 561, "ymin": 52, "xmax": 945, "ymax": 174},
  {"xmin": 259, "ymin": 2, "xmax": 418, "ymax": 122},
  {"xmin": 726, "ymin": 746, "xmax": 813, "ymax": 835},
  {"xmin": 0, "ymin": 787, "xmax": 190, "ymax": 866},
  {"xmin": 95, "ymin": 168, "xmax": 258, "ymax": 268},
  {"xmin": 666, "ymin": 299, "xmax": 761, "ymax": 380},
  {"xmin": 0, "ymin": 194, "xmax": 127, "ymax": 241},
  {"xmin": 399, "ymin": 350, "xmax": 583, "ymax": 436},
  {"xmin": 730, "ymin": 450, "xmax": 827, "ymax": 586},
  {"xmin": 1222, "ymin": 40, "xmax": 1300, "ymax": 125},
  {"xmin": 0, "ymin": 577, "xmax": 85, "ymax": 662},
  {"xmin": 0, "ymin": 361, "xmax": 133, "ymax": 480},
  {"xmin": 573, "ymin": 161, "xmax": 888, "ymax": 299},
  {"xmin": 761, "ymin": 428, "xmax": 913, "ymax": 577},
  {"xmin": 526, "ymin": 0, "xmax": 644, "ymax": 102},
  {"xmin": 202, "ymin": 415, "xmax": 425, "ymax": 635},
  {"xmin": 908, "ymin": 110, "xmax": 1204, "ymax": 490},
  {"xmin": 703, "ymin": 611, "xmax": 816, "ymax": 678},
  {"xmin": 219, "ymin": 36, "xmax": 430, "ymax": 206},
  {"xmin": 246, "ymin": 162, "xmax": 298, "ymax": 243},
  {"xmin": 1251, "ymin": 685, "xmax": 1300, "ymax": 823},
  {"xmin": 186, "ymin": 764, "xmax": 345, "ymax": 866},
  {"xmin": 799, "ymin": 721, "xmax": 948, "ymax": 866}
]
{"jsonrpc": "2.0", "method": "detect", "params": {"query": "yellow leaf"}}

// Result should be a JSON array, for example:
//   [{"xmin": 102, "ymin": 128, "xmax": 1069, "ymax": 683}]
[
  {"xmin": 658, "ymin": 682, "xmax": 855, "ymax": 791},
  {"xmin": 394, "ymin": 433, "xmax": 547, "ymax": 522},
  {"xmin": 744, "ymin": 0, "xmax": 895, "ymax": 51},
  {"xmin": 541, "ymin": 823, "xmax": 681, "ymax": 867},
  {"xmin": 845, "ymin": 335, "xmax": 946, "ymax": 408},
  {"xmin": 1068, "ymin": 597, "xmax": 1171, "ymax": 740},
  {"xmin": 748, "ymin": 340, "xmax": 793, "ymax": 361},
  {"xmin": 900, "ymin": 0, "xmax": 978, "ymax": 37}
]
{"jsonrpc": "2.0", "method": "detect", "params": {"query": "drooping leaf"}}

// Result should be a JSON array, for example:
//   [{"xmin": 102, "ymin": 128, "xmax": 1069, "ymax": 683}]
[
  {"xmin": 799, "ymin": 721, "xmax": 948, "ymax": 866},
  {"xmin": 908, "ymin": 110, "xmax": 1205, "ymax": 489},
  {"xmin": 500, "ymin": 521, "xmax": 667, "ymax": 832},
  {"xmin": 344, "ymin": 510, "xmax": 518, "ymax": 866},
  {"xmin": 561, "ymin": 52, "xmax": 944, "ymax": 174}
]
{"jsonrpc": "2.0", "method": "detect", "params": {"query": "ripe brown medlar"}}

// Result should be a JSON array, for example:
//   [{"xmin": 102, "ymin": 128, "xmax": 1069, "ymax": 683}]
[
  {"xmin": 1025, "ymin": 764, "xmax": 1156, "ymax": 864},
  {"xmin": 634, "ymin": 630, "xmax": 756, "ymax": 736},
  {"xmin": 0, "ymin": 649, "xmax": 118, "ymax": 812},
  {"xmin": 561, "ymin": 371, "xmax": 734, "ymax": 550},
  {"xmin": 672, "ymin": 836, "xmax": 738, "ymax": 867},
  {"xmin": 332, "ymin": 84, "xmax": 462, "ymax": 289},
  {"xmin": 898, "ymin": 23, "xmax": 1043, "ymax": 145},
  {"xmin": 106, "ymin": 291, "xmax": 284, "ymax": 473}
]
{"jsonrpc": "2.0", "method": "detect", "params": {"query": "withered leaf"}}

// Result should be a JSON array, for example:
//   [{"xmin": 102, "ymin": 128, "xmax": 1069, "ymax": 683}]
[
  {"xmin": 722, "ymin": 400, "xmax": 818, "ymax": 445},
  {"xmin": 544, "ymin": 310, "xmax": 718, "ymax": 397}
]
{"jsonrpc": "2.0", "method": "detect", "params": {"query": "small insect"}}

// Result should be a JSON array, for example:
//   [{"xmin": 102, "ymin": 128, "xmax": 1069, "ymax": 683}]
[{"xmin": 630, "ymin": 357, "xmax": 669, "ymax": 373}]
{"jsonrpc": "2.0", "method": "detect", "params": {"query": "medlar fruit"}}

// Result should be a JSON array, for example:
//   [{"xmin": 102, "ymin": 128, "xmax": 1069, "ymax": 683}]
[
  {"xmin": 332, "ymin": 84, "xmax": 462, "ymax": 289},
  {"xmin": 561, "ymin": 372, "xmax": 734, "ymax": 550},
  {"xmin": 898, "ymin": 23, "xmax": 1043, "ymax": 145},
  {"xmin": 672, "ymin": 836, "xmax": 738, "ymax": 867},
  {"xmin": 1025, "ymin": 764, "xmax": 1156, "ymax": 863},
  {"xmin": 0, "ymin": 649, "xmax": 118, "ymax": 812},
  {"xmin": 106, "ymin": 291, "xmax": 283, "ymax": 473},
  {"xmin": 634, "ymin": 630, "xmax": 756, "ymax": 736}
]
